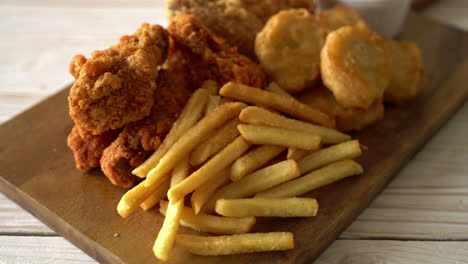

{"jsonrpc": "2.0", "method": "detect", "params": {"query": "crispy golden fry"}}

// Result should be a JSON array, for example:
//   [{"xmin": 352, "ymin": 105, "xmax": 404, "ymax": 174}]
[
  {"xmin": 216, "ymin": 197, "xmax": 318, "ymax": 217},
  {"xmin": 239, "ymin": 106, "xmax": 349, "ymax": 144},
  {"xmin": 230, "ymin": 145, "xmax": 286, "ymax": 182},
  {"xmin": 265, "ymin": 82, "xmax": 294, "ymax": 98},
  {"xmin": 384, "ymin": 39, "xmax": 427, "ymax": 104},
  {"xmin": 255, "ymin": 9, "xmax": 326, "ymax": 93},
  {"xmin": 204, "ymin": 95, "xmax": 221, "ymax": 115},
  {"xmin": 190, "ymin": 118, "xmax": 240, "ymax": 166},
  {"xmin": 298, "ymin": 140, "xmax": 362, "ymax": 174},
  {"xmin": 175, "ymin": 232, "xmax": 294, "ymax": 255},
  {"xmin": 140, "ymin": 179, "xmax": 170, "ymax": 211},
  {"xmin": 255, "ymin": 159, "xmax": 363, "ymax": 198},
  {"xmin": 204, "ymin": 159, "xmax": 300, "ymax": 213},
  {"xmin": 117, "ymin": 176, "xmax": 170, "ymax": 218},
  {"xmin": 321, "ymin": 26, "xmax": 390, "ymax": 109},
  {"xmin": 145, "ymin": 102, "xmax": 247, "ymax": 187},
  {"xmin": 316, "ymin": 4, "xmax": 367, "ymax": 33},
  {"xmin": 287, "ymin": 148, "xmax": 310, "ymax": 161},
  {"xmin": 298, "ymin": 85, "xmax": 384, "ymax": 132},
  {"xmin": 219, "ymin": 82, "xmax": 334, "ymax": 127},
  {"xmin": 201, "ymin": 80, "xmax": 219, "ymax": 95},
  {"xmin": 191, "ymin": 167, "xmax": 231, "ymax": 214},
  {"xmin": 168, "ymin": 136, "xmax": 250, "ymax": 204},
  {"xmin": 132, "ymin": 88, "xmax": 209, "ymax": 178},
  {"xmin": 153, "ymin": 158, "xmax": 189, "ymax": 261},
  {"xmin": 238, "ymin": 124, "xmax": 321, "ymax": 150},
  {"xmin": 160, "ymin": 201, "xmax": 255, "ymax": 234}
]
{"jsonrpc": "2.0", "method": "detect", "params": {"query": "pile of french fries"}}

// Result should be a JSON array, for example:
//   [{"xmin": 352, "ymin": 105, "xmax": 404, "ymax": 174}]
[{"xmin": 117, "ymin": 80, "xmax": 364, "ymax": 261}]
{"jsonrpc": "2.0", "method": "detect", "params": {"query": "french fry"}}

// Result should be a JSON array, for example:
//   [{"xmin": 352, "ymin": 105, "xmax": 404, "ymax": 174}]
[
  {"xmin": 219, "ymin": 82, "xmax": 334, "ymax": 127},
  {"xmin": 153, "ymin": 158, "xmax": 189, "ymax": 261},
  {"xmin": 255, "ymin": 160, "xmax": 363, "ymax": 198},
  {"xmin": 265, "ymin": 82, "xmax": 294, "ymax": 98},
  {"xmin": 160, "ymin": 201, "xmax": 255, "ymax": 234},
  {"xmin": 117, "ymin": 176, "xmax": 170, "ymax": 218},
  {"xmin": 204, "ymin": 159, "xmax": 300, "ymax": 213},
  {"xmin": 204, "ymin": 95, "xmax": 221, "ymax": 116},
  {"xmin": 132, "ymin": 88, "xmax": 209, "ymax": 178},
  {"xmin": 175, "ymin": 232, "xmax": 294, "ymax": 256},
  {"xmin": 239, "ymin": 106, "xmax": 349, "ymax": 144},
  {"xmin": 287, "ymin": 148, "xmax": 311, "ymax": 161},
  {"xmin": 230, "ymin": 145, "xmax": 286, "ymax": 182},
  {"xmin": 140, "ymin": 179, "xmax": 170, "ymax": 211},
  {"xmin": 189, "ymin": 118, "xmax": 240, "ymax": 166},
  {"xmin": 144, "ymin": 102, "xmax": 247, "ymax": 188},
  {"xmin": 215, "ymin": 198, "xmax": 318, "ymax": 217},
  {"xmin": 191, "ymin": 167, "xmax": 231, "ymax": 214},
  {"xmin": 298, "ymin": 140, "xmax": 362, "ymax": 174},
  {"xmin": 238, "ymin": 124, "xmax": 321, "ymax": 150},
  {"xmin": 201, "ymin": 80, "xmax": 219, "ymax": 95},
  {"xmin": 168, "ymin": 136, "xmax": 250, "ymax": 204}
]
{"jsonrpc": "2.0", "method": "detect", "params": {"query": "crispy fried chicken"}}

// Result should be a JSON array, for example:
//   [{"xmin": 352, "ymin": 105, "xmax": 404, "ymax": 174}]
[
  {"xmin": 99, "ymin": 47, "xmax": 194, "ymax": 187},
  {"xmin": 168, "ymin": 14, "xmax": 267, "ymax": 89},
  {"xmin": 67, "ymin": 125, "xmax": 120, "ymax": 171},
  {"xmin": 68, "ymin": 23, "xmax": 169, "ymax": 134}
]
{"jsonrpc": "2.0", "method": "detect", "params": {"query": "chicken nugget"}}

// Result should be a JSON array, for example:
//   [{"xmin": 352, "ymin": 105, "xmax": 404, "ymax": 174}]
[
  {"xmin": 298, "ymin": 85, "xmax": 384, "ymax": 132},
  {"xmin": 321, "ymin": 25, "xmax": 391, "ymax": 109},
  {"xmin": 316, "ymin": 4, "xmax": 367, "ymax": 33},
  {"xmin": 255, "ymin": 9, "xmax": 327, "ymax": 93},
  {"xmin": 384, "ymin": 39, "xmax": 427, "ymax": 104}
]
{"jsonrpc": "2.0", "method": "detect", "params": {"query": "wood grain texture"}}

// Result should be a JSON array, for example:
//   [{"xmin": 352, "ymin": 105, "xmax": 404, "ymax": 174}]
[
  {"xmin": 0, "ymin": 12, "xmax": 467, "ymax": 264},
  {"xmin": 319, "ymin": 240, "xmax": 468, "ymax": 264}
]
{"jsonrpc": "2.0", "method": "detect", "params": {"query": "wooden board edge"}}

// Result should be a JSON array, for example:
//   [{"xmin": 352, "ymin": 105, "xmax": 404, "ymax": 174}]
[{"xmin": 0, "ymin": 175, "xmax": 123, "ymax": 264}]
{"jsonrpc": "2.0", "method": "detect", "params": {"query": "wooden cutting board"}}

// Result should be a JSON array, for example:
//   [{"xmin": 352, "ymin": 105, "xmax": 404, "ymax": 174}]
[{"xmin": 0, "ymin": 13, "xmax": 467, "ymax": 264}]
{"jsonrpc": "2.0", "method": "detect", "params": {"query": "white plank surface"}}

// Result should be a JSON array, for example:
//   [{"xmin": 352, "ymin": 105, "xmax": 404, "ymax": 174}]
[{"xmin": 0, "ymin": 0, "xmax": 467, "ymax": 263}]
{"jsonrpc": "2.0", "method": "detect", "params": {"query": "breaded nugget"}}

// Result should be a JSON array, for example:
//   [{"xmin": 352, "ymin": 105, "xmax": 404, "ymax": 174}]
[
  {"xmin": 384, "ymin": 39, "xmax": 427, "ymax": 104},
  {"xmin": 230, "ymin": 0, "xmax": 315, "ymax": 23},
  {"xmin": 298, "ymin": 85, "xmax": 384, "ymax": 132},
  {"xmin": 68, "ymin": 23, "xmax": 169, "ymax": 134},
  {"xmin": 316, "ymin": 4, "xmax": 367, "ymax": 33},
  {"xmin": 255, "ymin": 9, "xmax": 327, "ymax": 93},
  {"xmin": 321, "ymin": 25, "xmax": 390, "ymax": 109},
  {"xmin": 166, "ymin": 0, "xmax": 264, "ymax": 57}
]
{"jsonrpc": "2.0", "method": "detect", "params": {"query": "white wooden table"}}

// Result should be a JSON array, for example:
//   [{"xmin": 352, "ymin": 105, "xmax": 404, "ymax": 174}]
[{"xmin": 1, "ymin": 0, "xmax": 467, "ymax": 263}]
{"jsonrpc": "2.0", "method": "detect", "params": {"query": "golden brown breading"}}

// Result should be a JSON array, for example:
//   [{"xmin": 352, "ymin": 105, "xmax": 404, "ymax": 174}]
[
  {"xmin": 100, "ymin": 61, "xmax": 193, "ymax": 188},
  {"xmin": 384, "ymin": 39, "xmax": 427, "ymax": 104},
  {"xmin": 68, "ymin": 23, "xmax": 169, "ymax": 134},
  {"xmin": 298, "ymin": 85, "xmax": 384, "ymax": 132},
  {"xmin": 255, "ymin": 9, "xmax": 326, "ymax": 93},
  {"xmin": 67, "ymin": 125, "xmax": 119, "ymax": 171},
  {"xmin": 320, "ymin": 25, "xmax": 391, "ymax": 109},
  {"xmin": 166, "ymin": 0, "xmax": 264, "ymax": 57},
  {"xmin": 168, "ymin": 14, "xmax": 268, "ymax": 88},
  {"xmin": 316, "ymin": 4, "xmax": 367, "ymax": 33},
  {"xmin": 229, "ymin": 0, "xmax": 314, "ymax": 23}
]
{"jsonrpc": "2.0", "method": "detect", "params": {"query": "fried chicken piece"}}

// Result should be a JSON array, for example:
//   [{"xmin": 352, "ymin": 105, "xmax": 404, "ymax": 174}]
[
  {"xmin": 230, "ymin": 0, "xmax": 315, "ymax": 23},
  {"xmin": 321, "ymin": 25, "xmax": 391, "ymax": 109},
  {"xmin": 100, "ymin": 57, "xmax": 193, "ymax": 188},
  {"xmin": 298, "ymin": 84, "xmax": 384, "ymax": 132},
  {"xmin": 166, "ymin": 0, "xmax": 264, "ymax": 57},
  {"xmin": 384, "ymin": 39, "xmax": 427, "ymax": 104},
  {"xmin": 68, "ymin": 23, "xmax": 169, "ymax": 134},
  {"xmin": 168, "ymin": 14, "xmax": 267, "ymax": 88},
  {"xmin": 255, "ymin": 9, "xmax": 327, "ymax": 93},
  {"xmin": 67, "ymin": 125, "xmax": 119, "ymax": 171}
]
